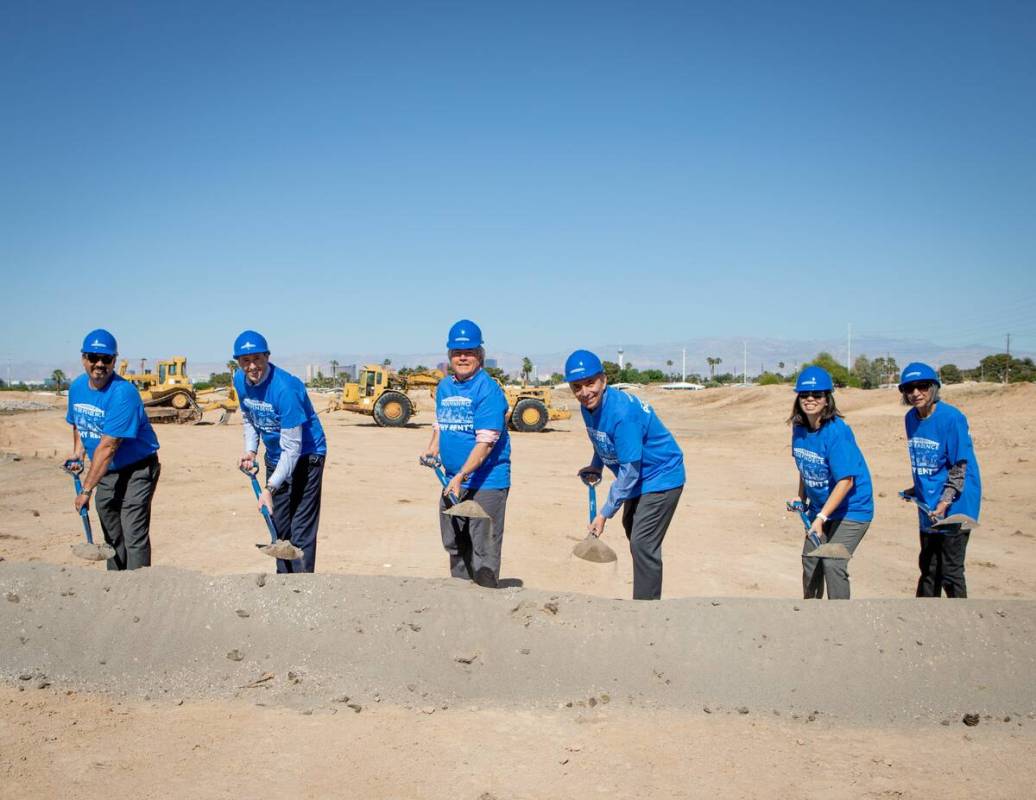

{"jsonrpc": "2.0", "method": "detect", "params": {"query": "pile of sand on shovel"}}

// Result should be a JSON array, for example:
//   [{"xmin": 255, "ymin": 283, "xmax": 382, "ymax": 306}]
[
  {"xmin": 71, "ymin": 542, "xmax": 116, "ymax": 561},
  {"xmin": 442, "ymin": 499, "xmax": 490, "ymax": 519},
  {"xmin": 258, "ymin": 539, "xmax": 305, "ymax": 560}
]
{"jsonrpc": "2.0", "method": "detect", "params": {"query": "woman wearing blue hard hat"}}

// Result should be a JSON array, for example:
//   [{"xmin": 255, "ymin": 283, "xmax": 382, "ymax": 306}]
[
  {"xmin": 421, "ymin": 320, "xmax": 511, "ymax": 588},
  {"xmin": 788, "ymin": 365, "xmax": 873, "ymax": 599},
  {"xmin": 898, "ymin": 362, "xmax": 981, "ymax": 598},
  {"xmin": 566, "ymin": 349, "xmax": 685, "ymax": 600}
]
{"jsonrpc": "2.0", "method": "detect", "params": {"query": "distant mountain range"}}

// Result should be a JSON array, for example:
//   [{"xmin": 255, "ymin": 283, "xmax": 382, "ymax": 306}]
[{"xmin": 9, "ymin": 336, "xmax": 1028, "ymax": 384}]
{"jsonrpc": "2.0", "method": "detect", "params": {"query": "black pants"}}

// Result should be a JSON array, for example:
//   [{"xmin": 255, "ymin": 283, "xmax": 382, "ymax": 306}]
[
  {"xmin": 621, "ymin": 485, "xmax": 683, "ymax": 600},
  {"xmin": 94, "ymin": 454, "xmax": 160, "ymax": 571},
  {"xmin": 917, "ymin": 525, "xmax": 970, "ymax": 598},
  {"xmin": 266, "ymin": 454, "xmax": 324, "ymax": 573}
]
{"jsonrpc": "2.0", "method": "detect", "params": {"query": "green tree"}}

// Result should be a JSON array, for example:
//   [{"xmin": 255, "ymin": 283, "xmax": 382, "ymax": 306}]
[
  {"xmin": 706, "ymin": 356, "xmax": 722, "ymax": 380},
  {"xmin": 795, "ymin": 352, "xmax": 851, "ymax": 387},
  {"xmin": 383, "ymin": 358, "xmax": 391, "ymax": 367},
  {"xmin": 208, "ymin": 371, "xmax": 233, "ymax": 387},
  {"xmin": 666, "ymin": 359, "xmax": 674, "ymax": 379},
  {"xmin": 51, "ymin": 369, "xmax": 67, "ymax": 390},
  {"xmin": 602, "ymin": 360, "xmax": 621, "ymax": 383},
  {"xmin": 485, "ymin": 366, "xmax": 508, "ymax": 383},
  {"xmin": 549, "ymin": 372, "xmax": 564, "ymax": 385},
  {"xmin": 521, "ymin": 357, "xmax": 533, "ymax": 385},
  {"xmin": 940, "ymin": 364, "xmax": 964, "ymax": 384},
  {"xmin": 226, "ymin": 360, "xmax": 237, "ymax": 375},
  {"xmin": 757, "ymin": 371, "xmax": 781, "ymax": 386}
]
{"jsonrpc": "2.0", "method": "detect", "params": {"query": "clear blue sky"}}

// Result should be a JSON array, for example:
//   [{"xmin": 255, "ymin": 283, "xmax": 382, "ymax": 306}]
[{"xmin": 2, "ymin": 0, "xmax": 1034, "ymax": 363}]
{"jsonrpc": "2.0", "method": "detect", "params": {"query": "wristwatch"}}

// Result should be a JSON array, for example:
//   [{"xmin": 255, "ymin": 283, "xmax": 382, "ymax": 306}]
[{"xmin": 80, "ymin": 487, "xmax": 93, "ymax": 497}]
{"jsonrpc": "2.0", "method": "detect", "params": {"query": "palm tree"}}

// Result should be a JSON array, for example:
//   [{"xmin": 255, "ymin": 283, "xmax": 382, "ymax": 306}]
[
  {"xmin": 330, "ymin": 360, "xmax": 339, "ymax": 384},
  {"xmin": 707, "ymin": 357, "xmax": 722, "ymax": 379},
  {"xmin": 383, "ymin": 358, "xmax": 391, "ymax": 367},
  {"xmin": 51, "ymin": 369, "xmax": 66, "ymax": 390},
  {"xmin": 226, "ymin": 360, "xmax": 237, "ymax": 375},
  {"xmin": 521, "ymin": 357, "xmax": 533, "ymax": 385},
  {"xmin": 666, "ymin": 359, "xmax": 673, "ymax": 380}
]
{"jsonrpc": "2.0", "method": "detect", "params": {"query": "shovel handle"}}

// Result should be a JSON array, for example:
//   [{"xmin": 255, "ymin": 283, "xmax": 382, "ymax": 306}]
[
  {"xmin": 786, "ymin": 500, "xmax": 823, "ymax": 548},
  {"xmin": 69, "ymin": 473, "xmax": 96, "ymax": 545},
  {"xmin": 588, "ymin": 483, "xmax": 597, "ymax": 522},
  {"xmin": 420, "ymin": 457, "xmax": 461, "ymax": 505},
  {"xmin": 241, "ymin": 466, "xmax": 279, "ymax": 544}
]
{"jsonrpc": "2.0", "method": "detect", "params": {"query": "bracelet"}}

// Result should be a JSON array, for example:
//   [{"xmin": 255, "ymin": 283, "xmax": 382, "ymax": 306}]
[
  {"xmin": 817, "ymin": 512, "xmax": 828, "ymax": 522},
  {"xmin": 80, "ymin": 487, "xmax": 93, "ymax": 497}
]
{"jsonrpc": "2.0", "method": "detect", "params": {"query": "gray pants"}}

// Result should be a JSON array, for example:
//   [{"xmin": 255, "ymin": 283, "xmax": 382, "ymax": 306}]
[
  {"xmin": 802, "ymin": 517, "xmax": 869, "ymax": 600},
  {"xmin": 621, "ymin": 485, "xmax": 683, "ymax": 600},
  {"xmin": 94, "ymin": 454, "xmax": 161, "ymax": 571},
  {"xmin": 438, "ymin": 487, "xmax": 508, "ymax": 588}
]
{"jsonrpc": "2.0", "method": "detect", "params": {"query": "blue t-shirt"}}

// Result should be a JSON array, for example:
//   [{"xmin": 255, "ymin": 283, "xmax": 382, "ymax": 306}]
[
  {"xmin": 234, "ymin": 364, "xmax": 327, "ymax": 464},
  {"xmin": 905, "ymin": 402, "xmax": 982, "ymax": 532},
  {"xmin": 66, "ymin": 374, "xmax": 160, "ymax": 471},
  {"xmin": 436, "ymin": 369, "xmax": 510, "ymax": 490},
  {"xmin": 581, "ymin": 387, "xmax": 685, "ymax": 496},
  {"xmin": 791, "ymin": 416, "xmax": 873, "ymax": 522}
]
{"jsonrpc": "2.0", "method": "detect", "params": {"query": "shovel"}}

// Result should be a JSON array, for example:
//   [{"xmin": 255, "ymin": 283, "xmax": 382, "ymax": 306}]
[
  {"xmin": 786, "ymin": 500, "xmax": 852, "ymax": 560},
  {"xmin": 240, "ymin": 465, "xmax": 305, "ymax": 561},
  {"xmin": 898, "ymin": 492, "xmax": 979, "ymax": 529},
  {"xmin": 419, "ymin": 456, "xmax": 490, "ymax": 519},
  {"xmin": 572, "ymin": 482, "xmax": 617, "ymax": 563},
  {"xmin": 62, "ymin": 460, "xmax": 116, "ymax": 562}
]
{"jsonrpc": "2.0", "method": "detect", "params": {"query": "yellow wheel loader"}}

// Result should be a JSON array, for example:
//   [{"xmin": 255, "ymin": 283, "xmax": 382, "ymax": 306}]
[{"xmin": 326, "ymin": 365, "xmax": 571, "ymax": 431}]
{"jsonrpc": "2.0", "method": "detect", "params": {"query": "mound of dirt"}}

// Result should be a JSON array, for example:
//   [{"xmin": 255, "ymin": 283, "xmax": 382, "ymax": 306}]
[{"xmin": 2, "ymin": 562, "xmax": 1034, "ymax": 724}]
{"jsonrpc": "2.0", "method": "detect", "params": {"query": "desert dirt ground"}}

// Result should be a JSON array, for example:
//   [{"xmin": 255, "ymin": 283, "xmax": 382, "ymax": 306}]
[{"xmin": 2, "ymin": 382, "xmax": 1035, "ymax": 799}]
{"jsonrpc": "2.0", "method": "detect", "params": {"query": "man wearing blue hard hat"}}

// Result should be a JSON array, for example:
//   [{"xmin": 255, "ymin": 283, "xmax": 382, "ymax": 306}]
[
  {"xmin": 233, "ymin": 330, "xmax": 327, "ymax": 573},
  {"xmin": 898, "ymin": 362, "xmax": 982, "ymax": 598},
  {"xmin": 565, "ymin": 349, "xmax": 685, "ymax": 600},
  {"xmin": 65, "ymin": 329, "xmax": 161, "ymax": 570},
  {"xmin": 421, "ymin": 320, "xmax": 511, "ymax": 587}
]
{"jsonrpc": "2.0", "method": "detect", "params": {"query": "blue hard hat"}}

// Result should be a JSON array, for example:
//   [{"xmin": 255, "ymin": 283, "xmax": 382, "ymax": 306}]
[
  {"xmin": 233, "ymin": 330, "xmax": 270, "ymax": 358},
  {"xmin": 446, "ymin": 319, "xmax": 483, "ymax": 350},
  {"xmin": 898, "ymin": 362, "xmax": 940, "ymax": 389},
  {"xmin": 81, "ymin": 329, "xmax": 118, "ymax": 356},
  {"xmin": 795, "ymin": 366, "xmax": 834, "ymax": 392},
  {"xmin": 565, "ymin": 350, "xmax": 604, "ymax": 383}
]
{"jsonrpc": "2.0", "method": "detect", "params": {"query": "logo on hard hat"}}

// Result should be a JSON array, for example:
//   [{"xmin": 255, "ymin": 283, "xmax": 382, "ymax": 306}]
[
  {"xmin": 905, "ymin": 371, "xmax": 920, "ymax": 379},
  {"xmin": 89, "ymin": 339, "xmax": 106, "ymax": 348},
  {"xmin": 802, "ymin": 377, "xmax": 816, "ymax": 386},
  {"xmin": 240, "ymin": 341, "xmax": 257, "ymax": 350}
]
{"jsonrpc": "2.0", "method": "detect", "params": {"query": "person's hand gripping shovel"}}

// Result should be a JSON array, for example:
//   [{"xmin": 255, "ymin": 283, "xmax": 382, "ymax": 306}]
[
  {"xmin": 419, "ymin": 456, "xmax": 489, "ymax": 519},
  {"xmin": 572, "ymin": 472, "xmax": 617, "ymax": 563},
  {"xmin": 61, "ymin": 459, "xmax": 116, "ymax": 562},
  {"xmin": 786, "ymin": 500, "xmax": 851, "ymax": 559},
  {"xmin": 898, "ymin": 491, "xmax": 979, "ymax": 529},
  {"xmin": 239, "ymin": 463, "xmax": 304, "ymax": 561}
]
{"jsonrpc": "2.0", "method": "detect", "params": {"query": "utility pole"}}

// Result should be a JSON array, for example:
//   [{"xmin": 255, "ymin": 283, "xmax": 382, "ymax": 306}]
[
  {"xmin": 1004, "ymin": 333, "xmax": 1011, "ymax": 384},
  {"xmin": 847, "ymin": 323, "xmax": 852, "ymax": 372}
]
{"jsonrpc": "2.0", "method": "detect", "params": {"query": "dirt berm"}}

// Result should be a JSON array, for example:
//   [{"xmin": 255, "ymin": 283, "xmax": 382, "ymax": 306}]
[{"xmin": 2, "ymin": 562, "xmax": 1034, "ymax": 724}]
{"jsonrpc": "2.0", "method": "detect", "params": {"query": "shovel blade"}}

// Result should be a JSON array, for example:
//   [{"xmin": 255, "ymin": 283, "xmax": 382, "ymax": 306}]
[
  {"xmin": 71, "ymin": 542, "xmax": 116, "ymax": 562},
  {"xmin": 806, "ymin": 542, "xmax": 852, "ymax": 560},
  {"xmin": 443, "ymin": 500, "xmax": 490, "ymax": 519},
  {"xmin": 933, "ymin": 513, "xmax": 979, "ymax": 529},
  {"xmin": 258, "ymin": 539, "xmax": 305, "ymax": 561},
  {"xmin": 572, "ymin": 535, "xmax": 617, "ymax": 563}
]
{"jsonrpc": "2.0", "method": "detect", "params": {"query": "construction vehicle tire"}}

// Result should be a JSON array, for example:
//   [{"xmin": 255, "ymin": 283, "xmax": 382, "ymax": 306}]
[
  {"xmin": 171, "ymin": 392, "xmax": 191, "ymax": 409},
  {"xmin": 510, "ymin": 398, "xmax": 548, "ymax": 433},
  {"xmin": 373, "ymin": 391, "xmax": 412, "ymax": 427}
]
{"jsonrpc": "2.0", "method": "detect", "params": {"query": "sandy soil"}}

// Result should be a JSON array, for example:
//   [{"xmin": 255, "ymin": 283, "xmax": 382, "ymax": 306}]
[{"xmin": 2, "ymin": 382, "xmax": 1035, "ymax": 798}]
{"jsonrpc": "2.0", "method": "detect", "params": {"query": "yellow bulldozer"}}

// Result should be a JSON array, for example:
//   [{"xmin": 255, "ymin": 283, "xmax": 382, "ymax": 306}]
[
  {"xmin": 117, "ymin": 357, "xmax": 238, "ymax": 424},
  {"xmin": 326, "ymin": 364, "xmax": 570, "ymax": 432}
]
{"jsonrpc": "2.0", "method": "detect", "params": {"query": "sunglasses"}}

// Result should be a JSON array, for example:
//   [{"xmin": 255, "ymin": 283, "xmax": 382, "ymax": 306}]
[
  {"xmin": 797, "ymin": 391, "xmax": 828, "ymax": 400},
  {"xmin": 900, "ymin": 381, "xmax": 935, "ymax": 394},
  {"xmin": 84, "ymin": 353, "xmax": 115, "ymax": 365}
]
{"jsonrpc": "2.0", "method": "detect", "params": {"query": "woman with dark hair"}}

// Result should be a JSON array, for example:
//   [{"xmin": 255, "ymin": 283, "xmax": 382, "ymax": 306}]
[
  {"xmin": 898, "ymin": 362, "xmax": 981, "ymax": 598},
  {"xmin": 788, "ymin": 366, "xmax": 873, "ymax": 599}
]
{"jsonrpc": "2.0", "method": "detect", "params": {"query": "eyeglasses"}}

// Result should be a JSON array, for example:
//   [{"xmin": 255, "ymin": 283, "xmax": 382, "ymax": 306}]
[
  {"xmin": 84, "ymin": 353, "xmax": 115, "ymax": 365},
  {"xmin": 900, "ymin": 381, "xmax": 934, "ymax": 394},
  {"xmin": 797, "ymin": 391, "xmax": 827, "ymax": 400}
]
